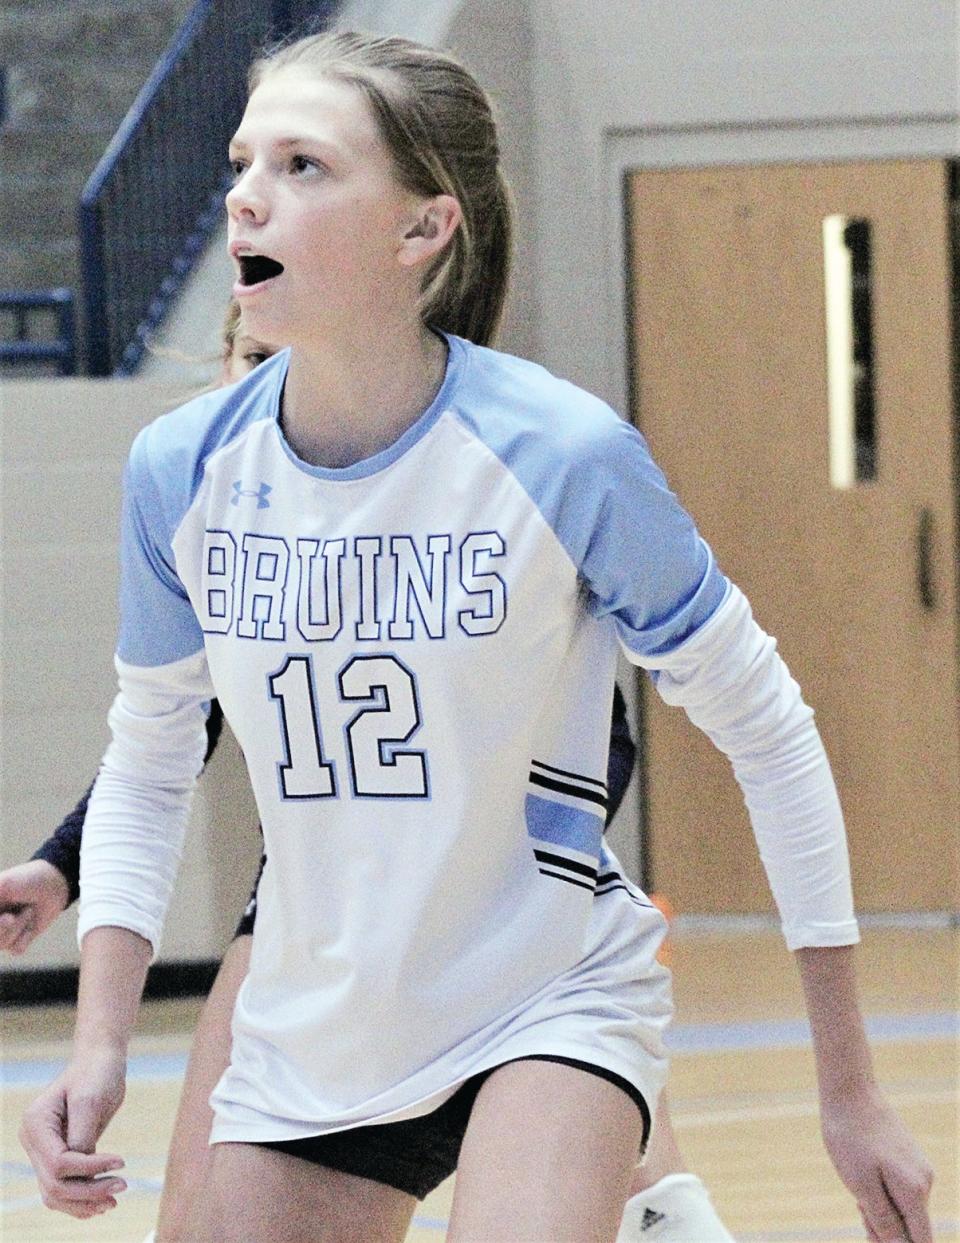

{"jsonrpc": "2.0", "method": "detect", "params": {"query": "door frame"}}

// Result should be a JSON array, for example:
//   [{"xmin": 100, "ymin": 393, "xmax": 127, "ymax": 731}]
[
  {"xmin": 604, "ymin": 116, "xmax": 960, "ymax": 421},
  {"xmin": 601, "ymin": 117, "xmax": 960, "ymax": 892}
]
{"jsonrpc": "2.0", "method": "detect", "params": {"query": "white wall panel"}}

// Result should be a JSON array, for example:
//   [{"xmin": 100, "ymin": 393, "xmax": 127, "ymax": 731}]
[
  {"xmin": 542, "ymin": 2, "xmax": 958, "ymax": 130},
  {"xmin": 1, "ymin": 380, "xmax": 262, "ymax": 971}
]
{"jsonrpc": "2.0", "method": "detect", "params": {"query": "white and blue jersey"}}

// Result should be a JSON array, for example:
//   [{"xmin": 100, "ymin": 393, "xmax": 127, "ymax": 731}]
[{"xmin": 78, "ymin": 334, "xmax": 857, "ymax": 1143}]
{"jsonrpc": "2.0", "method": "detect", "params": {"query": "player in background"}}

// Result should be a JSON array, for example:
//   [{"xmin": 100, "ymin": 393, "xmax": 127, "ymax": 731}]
[{"xmin": 18, "ymin": 31, "xmax": 931, "ymax": 1242}]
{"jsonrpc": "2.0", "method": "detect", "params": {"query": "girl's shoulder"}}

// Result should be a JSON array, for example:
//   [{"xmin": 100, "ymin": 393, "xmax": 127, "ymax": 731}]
[
  {"xmin": 457, "ymin": 337, "xmax": 615, "ymax": 419},
  {"xmin": 448, "ymin": 336, "xmax": 635, "ymax": 466},
  {"xmin": 128, "ymin": 350, "xmax": 288, "ymax": 492}
]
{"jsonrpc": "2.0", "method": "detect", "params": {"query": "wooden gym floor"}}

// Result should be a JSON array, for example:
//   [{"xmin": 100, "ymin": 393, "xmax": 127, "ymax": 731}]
[{"xmin": 2, "ymin": 924, "xmax": 957, "ymax": 1242}]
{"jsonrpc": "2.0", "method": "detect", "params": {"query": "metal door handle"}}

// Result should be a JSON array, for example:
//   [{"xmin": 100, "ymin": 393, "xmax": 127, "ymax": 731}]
[{"xmin": 916, "ymin": 507, "xmax": 936, "ymax": 611}]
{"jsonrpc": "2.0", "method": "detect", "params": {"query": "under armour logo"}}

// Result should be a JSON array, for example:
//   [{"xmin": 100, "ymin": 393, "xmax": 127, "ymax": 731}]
[
  {"xmin": 231, "ymin": 480, "xmax": 272, "ymax": 509},
  {"xmin": 640, "ymin": 1207, "xmax": 666, "ymax": 1232}
]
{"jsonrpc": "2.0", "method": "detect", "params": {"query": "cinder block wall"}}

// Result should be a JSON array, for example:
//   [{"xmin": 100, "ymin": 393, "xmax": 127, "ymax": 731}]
[{"xmin": 1, "ymin": 379, "xmax": 263, "ymax": 970}]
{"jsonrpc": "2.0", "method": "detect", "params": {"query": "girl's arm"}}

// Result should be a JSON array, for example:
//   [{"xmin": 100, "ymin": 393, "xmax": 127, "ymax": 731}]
[
  {"xmin": 18, "ymin": 926, "xmax": 152, "ymax": 1219},
  {"xmin": 35, "ymin": 700, "xmax": 224, "ymax": 909},
  {"xmin": 796, "ymin": 946, "xmax": 933, "ymax": 1243},
  {"xmin": 639, "ymin": 590, "xmax": 934, "ymax": 1240},
  {"xmin": 23, "ymin": 659, "xmax": 209, "ymax": 1219},
  {"xmin": 0, "ymin": 861, "xmax": 70, "ymax": 955},
  {"xmin": 22, "ymin": 415, "xmax": 216, "ymax": 1217},
  {"xmin": 31, "ymin": 785, "xmax": 91, "ymax": 905},
  {"xmin": 0, "ymin": 786, "xmax": 94, "ymax": 954},
  {"xmin": 20, "ymin": 646, "xmax": 210, "ymax": 1222},
  {"xmin": 573, "ymin": 413, "xmax": 932, "ymax": 1236}
]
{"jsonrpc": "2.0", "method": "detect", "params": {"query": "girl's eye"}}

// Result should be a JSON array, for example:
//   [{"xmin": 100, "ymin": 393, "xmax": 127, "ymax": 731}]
[
  {"xmin": 243, "ymin": 352, "xmax": 269, "ymax": 370},
  {"xmin": 290, "ymin": 154, "xmax": 319, "ymax": 175},
  {"xmin": 229, "ymin": 158, "xmax": 247, "ymax": 180}
]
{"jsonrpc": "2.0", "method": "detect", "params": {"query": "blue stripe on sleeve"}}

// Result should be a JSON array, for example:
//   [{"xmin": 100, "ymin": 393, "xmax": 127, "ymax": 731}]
[{"xmin": 525, "ymin": 793, "xmax": 603, "ymax": 858}]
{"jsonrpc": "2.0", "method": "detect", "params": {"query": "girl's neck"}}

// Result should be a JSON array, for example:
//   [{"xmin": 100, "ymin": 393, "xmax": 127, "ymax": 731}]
[{"xmin": 280, "ymin": 320, "xmax": 449, "ymax": 469}]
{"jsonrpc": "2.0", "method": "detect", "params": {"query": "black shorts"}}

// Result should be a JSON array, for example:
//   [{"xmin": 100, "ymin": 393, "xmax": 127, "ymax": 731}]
[{"xmin": 253, "ymin": 1055, "xmax": 650, "ymax": 1200}]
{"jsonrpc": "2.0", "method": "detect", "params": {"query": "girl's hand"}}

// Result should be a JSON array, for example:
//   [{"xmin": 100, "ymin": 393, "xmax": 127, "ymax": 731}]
[
  {"xmin": 820, "ymin": 1081, "xmax": 934, "ymax": 1243},
  {"xmin": 0, "ymin": 861, "xmax": 70, "ymax": 954},
  {"xmin": 19, "ymin": 1048, "xmax": 128, "ymax": 1218}
]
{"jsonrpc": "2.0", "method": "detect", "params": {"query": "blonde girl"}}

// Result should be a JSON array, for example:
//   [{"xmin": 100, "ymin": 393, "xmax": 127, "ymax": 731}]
[{"xmin": 22, "ymin": 31, "xmax": 931, "ymax": 1243}]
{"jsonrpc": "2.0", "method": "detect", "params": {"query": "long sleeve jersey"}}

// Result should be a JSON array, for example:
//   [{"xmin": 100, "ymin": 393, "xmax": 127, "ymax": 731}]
[{"xmin": 78, "ymin": 335, "xmax": 857, "ymax": 1140}]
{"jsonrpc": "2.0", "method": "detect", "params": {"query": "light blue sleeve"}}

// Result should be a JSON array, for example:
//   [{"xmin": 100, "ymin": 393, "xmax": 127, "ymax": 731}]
[
  {"xmin": 116, "ymin": 424, "xmax": 206, "ymax": 668},
  {"xmin": 432, "ymin": 342, "xmax": 728, "ymax": 656},
  {"xmin": 114, "ymin": 354, "xmax": 288, "ymax": 667},
  {"xmin": 575, "ymin": 416, "xmax": 728, "ymax": 658}
]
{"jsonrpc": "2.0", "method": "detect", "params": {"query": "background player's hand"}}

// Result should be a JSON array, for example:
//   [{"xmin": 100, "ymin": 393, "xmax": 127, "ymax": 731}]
[
  {"xmin": 19, "ymin": 1049, "xmax": 127, "ymax": 1218},
  {"xmin": 820, "ymin": 1081, "xmax": 933, "ymax": 1243},
  {"xmin": 0, "ymin": 860, "xmax": 70, "ymax": 954}
]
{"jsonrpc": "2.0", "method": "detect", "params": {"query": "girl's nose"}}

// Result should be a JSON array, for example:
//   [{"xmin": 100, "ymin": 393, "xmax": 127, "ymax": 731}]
[{"xmin": 226, "ymin": 169, "xmax": 268, "ymax": 223}]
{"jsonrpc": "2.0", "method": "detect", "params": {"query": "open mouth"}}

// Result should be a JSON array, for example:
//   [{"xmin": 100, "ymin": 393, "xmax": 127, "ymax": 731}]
[{"xmin": 238, "ymin": 254, "xmax": 285, "ymax": 286}]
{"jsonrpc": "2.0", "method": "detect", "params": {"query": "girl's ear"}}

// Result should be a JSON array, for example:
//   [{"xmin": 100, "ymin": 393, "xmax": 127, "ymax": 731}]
[{"xmin": 398, "ymin": 194, "xmax": 462, "ymax": 267}]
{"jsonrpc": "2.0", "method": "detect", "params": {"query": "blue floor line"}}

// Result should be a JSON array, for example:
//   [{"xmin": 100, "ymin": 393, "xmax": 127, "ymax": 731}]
[
  {"xmin": 737, "ymin": 1223, "xmax": 958, "ymax": 1242},
  {"xmin": 1, "ymin": 1049, "xmax": 187, "ymax": 1087},
  {"xmin": 665, "ymin": 1010, "xmax": 958, "ymax": 1053},
  {"xmin": 0, "ymin": 1161, "xmax": 36, "ymax": 1181},
  {"xmin": 3, "ymin": 1012, "xmax": 956, "ymax": 1087},
  {"xmin": 410, "ymin": 1214, "xmax": 448, "ymax": 1232}
]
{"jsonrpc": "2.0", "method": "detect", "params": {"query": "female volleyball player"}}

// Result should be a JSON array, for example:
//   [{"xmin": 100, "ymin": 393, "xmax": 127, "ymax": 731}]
[
  {"xmin": 7, "ymin": 308, "xmax": 732, "ymax": 1241},
  {"xmin": 19, "ymin": 31, "xmax": 931, "ymax": 1242},
  {"xmin": 6, "ymin": 309, "xmax": 731, "ymax": 1242}
]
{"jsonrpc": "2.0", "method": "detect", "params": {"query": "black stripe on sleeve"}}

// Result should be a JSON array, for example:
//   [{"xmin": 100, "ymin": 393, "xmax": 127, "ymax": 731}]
[
  {"xmin": 529, "ymin": 772, "xmax": 608, "ymax": 809},
  {"xmin": 594, "ymin": 882, "xmax": 651, "ymax": 907},
  {"xmin": 538, "ymin": 868, "xmax": 596, "ymax": 892},
  {"xmin": 533, "ymin": 849, "xmax": 599, "ymax": 881},
  {"xmin": 530, "ymin": 759, "xmax": 608, "ymax": 792}
]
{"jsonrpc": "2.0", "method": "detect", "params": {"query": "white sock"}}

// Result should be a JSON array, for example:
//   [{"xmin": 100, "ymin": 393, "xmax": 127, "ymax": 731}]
[
  {"xmin": 141, "ymin": 1232, "xmax": 156, "ymax": 1243},
  {"xmin": 616, "ymin": 1173, "xmax": 736, "ymax": 1242}
]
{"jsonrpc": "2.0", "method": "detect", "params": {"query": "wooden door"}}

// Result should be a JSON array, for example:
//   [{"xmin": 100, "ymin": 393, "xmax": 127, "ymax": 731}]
[{"xmin": 627, "ymin": 159, "xmax": 960, "ymax": 914}]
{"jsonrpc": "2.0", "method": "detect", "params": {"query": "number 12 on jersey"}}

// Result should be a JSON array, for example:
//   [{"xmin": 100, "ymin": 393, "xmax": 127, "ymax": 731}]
[{"xmin": 268, "ymin": 653, "xmax": 430, "ymax": 800}]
